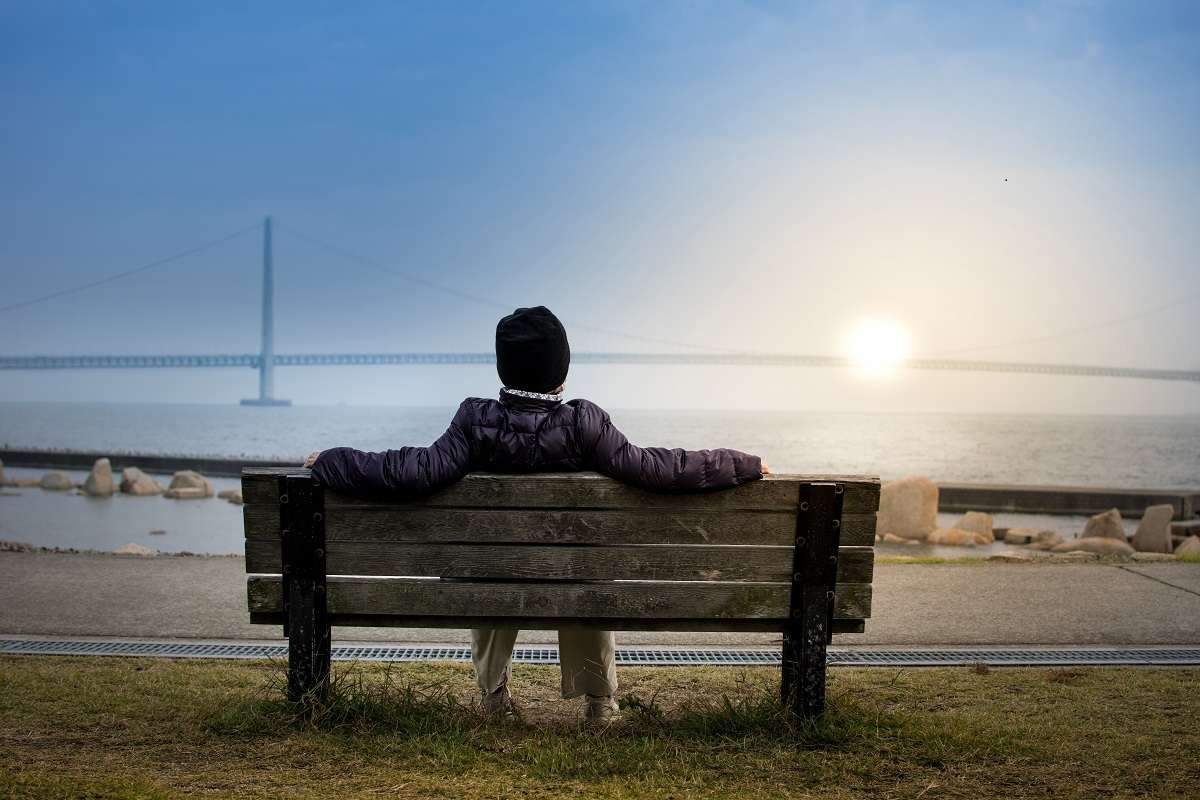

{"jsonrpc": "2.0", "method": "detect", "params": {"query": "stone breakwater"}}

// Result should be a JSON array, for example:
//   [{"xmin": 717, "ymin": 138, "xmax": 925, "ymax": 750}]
[
  {"xmin": 1, "ymin": 457, "xmax": 241, "ymax": 504},
  {"xmin": 0, "ymin": 457, "xmax": 244, "ymax": 557},
  {"xmin": 875, "ymin": 475, "xmax": 1200, "ymax": 561}
]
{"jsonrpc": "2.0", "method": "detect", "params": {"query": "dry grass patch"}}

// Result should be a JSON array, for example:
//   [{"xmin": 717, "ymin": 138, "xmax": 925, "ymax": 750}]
[{"xmin": 0, "ymin": 657, "xmax": 1196, "ymax": 799}]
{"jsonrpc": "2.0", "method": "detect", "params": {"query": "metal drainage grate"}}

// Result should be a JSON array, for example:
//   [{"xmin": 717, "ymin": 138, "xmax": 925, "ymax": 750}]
[
  {"xmin": 616, "ymin": 648, "xmax": 780, "ymax": 665},
  {"xmin": 827, "ymin": 648, "xmax": 1200, "ymax": 667},
  {"xmin": 2, "ymin": 639, "xmax": 1199, "ymax": 666}
]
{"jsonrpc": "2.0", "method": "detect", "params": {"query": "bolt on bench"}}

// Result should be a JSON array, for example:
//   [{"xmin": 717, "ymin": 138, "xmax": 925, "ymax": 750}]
[{"xmin": 242, "ymin": 468, "xmax": 880, "ymax": 718}]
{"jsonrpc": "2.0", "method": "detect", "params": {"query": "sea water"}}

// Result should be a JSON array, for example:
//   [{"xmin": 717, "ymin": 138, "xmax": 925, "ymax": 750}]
[{"xmin": 1, "ymin": 402, "xmax": 1197, "ymax": 554}]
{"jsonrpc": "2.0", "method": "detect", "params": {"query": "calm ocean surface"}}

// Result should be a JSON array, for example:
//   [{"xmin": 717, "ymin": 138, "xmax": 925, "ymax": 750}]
[
  {"xmin": 1, "ymin": 402, "xmax": 1197, "ymax": 555},
  {"xmin": 2, "ymin": 402, "xmax": 1198, "ymax": 486}
]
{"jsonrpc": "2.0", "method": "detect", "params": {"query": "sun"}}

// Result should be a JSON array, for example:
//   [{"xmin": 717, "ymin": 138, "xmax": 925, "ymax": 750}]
[{"xmin": 844, "ymin": 316, "xmax": 911, "ymax": 377}]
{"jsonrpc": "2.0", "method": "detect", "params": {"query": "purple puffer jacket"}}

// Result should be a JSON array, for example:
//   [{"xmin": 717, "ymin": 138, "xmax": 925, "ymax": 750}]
[{"xmin": 311, "ymin": 391, "xmax": 762, "ymax": 496}]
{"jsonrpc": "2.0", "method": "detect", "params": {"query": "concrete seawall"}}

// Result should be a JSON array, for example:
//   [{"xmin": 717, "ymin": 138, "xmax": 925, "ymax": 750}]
[
  {"xmin": 3, "ymin": 447, "xmax": 1198, "ymax": 518},
  {"xmin": 938, "ymin": 483, "xmax": 1199, "ymax": 519},
  {"xmin": 1, "ymin": 448, "xmax": 288, "ymax": 479}
]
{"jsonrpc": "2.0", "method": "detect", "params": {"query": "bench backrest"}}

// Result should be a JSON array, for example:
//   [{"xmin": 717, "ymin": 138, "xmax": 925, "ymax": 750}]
[{"xmin": 242, "ymin": 469, "xmax": 879, "ymax": 634}]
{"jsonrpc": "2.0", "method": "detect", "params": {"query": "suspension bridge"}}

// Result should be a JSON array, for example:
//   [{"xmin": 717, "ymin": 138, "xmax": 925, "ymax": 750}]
[{"xmin": 2, "ymin": 218, "xmax": 1197, "ymax": 406}]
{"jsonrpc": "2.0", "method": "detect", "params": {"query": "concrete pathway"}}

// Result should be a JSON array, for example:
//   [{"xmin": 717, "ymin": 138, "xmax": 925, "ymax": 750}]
[{"xmin": 1, "ymin": 551, "xmax": 1198, "ymax": 646}]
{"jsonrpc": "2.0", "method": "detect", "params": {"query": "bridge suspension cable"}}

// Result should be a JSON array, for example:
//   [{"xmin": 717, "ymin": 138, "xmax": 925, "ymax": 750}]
[
  {"xmin": 924, "ymin": 289, "xmax": 1200, "ymax": 358},
  {"xmin": 0, "ymin": 222, "xmax": 261, "ymax": 314},
  {"xmin": 273, "ymin": 221, "xmax": 740, "ymax": 354},
  {"xmin": 3, "ymin": 217, "xmax": 1196, "ymax": 382},
  {"xmin": 275, "ymin": 221, "xmax": 1198, "ymax": 365}
]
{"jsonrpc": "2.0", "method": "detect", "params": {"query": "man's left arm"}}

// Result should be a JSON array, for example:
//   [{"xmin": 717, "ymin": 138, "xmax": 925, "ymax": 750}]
[{"xmin": 578, "ymin": 401, "xmax": 764, "ymax": 492}]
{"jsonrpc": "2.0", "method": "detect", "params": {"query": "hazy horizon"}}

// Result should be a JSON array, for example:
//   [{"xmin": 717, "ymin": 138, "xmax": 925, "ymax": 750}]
[
  {"xmin": 3, "ymin": 397, "xmax": 1200, "ymax": 419},
  {"xmin": 2, "ymin": 1, "xmax": 1197, "ymax": 414}
]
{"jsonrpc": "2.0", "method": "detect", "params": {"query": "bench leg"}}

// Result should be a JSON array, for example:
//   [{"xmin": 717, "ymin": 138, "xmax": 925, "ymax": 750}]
[
  {"xmin": 287, "ymin": 571, "xmax": 330, "ymax": 703},
  {"xmin": 782, "ymin": 482, "xmax": 843, "ymax": 719},
  {"xmin": 781, "ymin": 591, "xmax": 829, "ymax": 718},
  {"xmin": 281, "ymin": 474, "xmax": 330, "ymax": 703}
]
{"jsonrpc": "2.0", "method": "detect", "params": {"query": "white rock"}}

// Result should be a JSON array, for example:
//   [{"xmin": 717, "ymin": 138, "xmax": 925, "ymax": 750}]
[
  {"xmin": 217, "ymin": 488, "xmax": 243, "ymax": 504},
  {"xmin": 120, "ymin": 467, "xmax": 165, "ymax": 496},
  {"xmin": 167, "ymin": 470, "xmax": 213, "ymax": 498},
  {"xmin": 113, "ymin": 542, "xmax": 158, "ymax": 556},
  {"xmin": 1175, "ymin": 536, "xmax": 1200, "ymax": 559},
  {"xmin": 1131, "ymin": 504, "xmax": 1174, "ymax": 554},
  {"xmin": 926, "ymin": 527, "xmax": 977, "ymax": 547},
  {"xmin": 1050, "ymin": 537, "xmax": 1134, "ymax": 557},
  {"xmin": 164, "ymin": 486, "xmax": 209, "ymax": 500},
  {"xmin": 1026, "ymin": 534, "xmax": 1064, "ymax": 551},
  {"xmin": 1004, "ymin": 528, "xmax": 1059, "ymax": 546},
  {"xmin": 1081, "ymin": 508, "xmax": 1126, "ymax": 541},
  {"xmin": 40, "ymin": 471, "xmax": 72, "ymax": 491},
  {"xmin": 875, "ymin": 476, "xmax": 938, "ymax": 541},
  {"xmin": 1002, "ymin": 528, "xmax": 1035, "ymax": 545},
  {"xmin": 83, "ymin": 457, "xmax": 115, "ymax": 497},
  {"xmin": 953, "ymin": 511, "xmax": 994, "ymax": 545}
]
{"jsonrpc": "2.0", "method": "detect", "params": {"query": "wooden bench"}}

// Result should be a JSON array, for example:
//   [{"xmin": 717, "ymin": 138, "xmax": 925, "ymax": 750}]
[{"xmin": 241, "ymin": 468, "xmax": 880, "ymax": 718}]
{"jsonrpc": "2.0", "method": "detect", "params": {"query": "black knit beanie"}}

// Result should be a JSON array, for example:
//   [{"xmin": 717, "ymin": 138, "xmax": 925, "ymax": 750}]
[{"xmin": 495, "ymin": 306, "xmax": 570, "ymax": 393}]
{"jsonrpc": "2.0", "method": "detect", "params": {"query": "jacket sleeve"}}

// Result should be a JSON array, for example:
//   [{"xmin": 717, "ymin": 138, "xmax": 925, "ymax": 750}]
[
  {"xmin": 577, "ymin": 401, "xmax": 762, "ymax": 492},
  {"xmin": 309, "ymin": 401, "xmax": 472, "ymax": 496}
]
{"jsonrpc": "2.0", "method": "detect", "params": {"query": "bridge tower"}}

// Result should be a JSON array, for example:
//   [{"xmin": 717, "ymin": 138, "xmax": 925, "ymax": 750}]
[{"xmin": 241, "ymin": 216, "xmax": 291, "ymax": 407}]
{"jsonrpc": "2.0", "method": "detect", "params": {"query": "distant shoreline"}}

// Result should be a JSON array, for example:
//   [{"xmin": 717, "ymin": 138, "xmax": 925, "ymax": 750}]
[{"xmin": 0, "ymin": 540, "xmax": 239, "ymax": 558}]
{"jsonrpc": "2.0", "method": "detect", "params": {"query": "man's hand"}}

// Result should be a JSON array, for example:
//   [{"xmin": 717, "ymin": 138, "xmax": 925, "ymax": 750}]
[
  {"xmin": 761, "ymin": 463, "xmax": 771, "ymax": 474},
  {"xmin": 303, "ymin": 451, "xmax": 322, "ymax": 468}
]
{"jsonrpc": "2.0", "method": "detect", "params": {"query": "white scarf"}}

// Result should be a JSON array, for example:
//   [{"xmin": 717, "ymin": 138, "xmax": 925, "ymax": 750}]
[{"xmin": 501, "ymin": 387, "xmax": 563, "ymax": 402}]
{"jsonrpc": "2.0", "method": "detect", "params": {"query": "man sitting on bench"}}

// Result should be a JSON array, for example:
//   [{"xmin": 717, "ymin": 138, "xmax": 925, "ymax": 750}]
[{"xmin": 303, "ymin": 306, "xmax": 766, "ymax": 723}]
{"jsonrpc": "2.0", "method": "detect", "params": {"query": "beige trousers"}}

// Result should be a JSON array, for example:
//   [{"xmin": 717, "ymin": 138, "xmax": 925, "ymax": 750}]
[{"xmin": 471, "ymin": 627, "xmax": 618, "ymax": 699}]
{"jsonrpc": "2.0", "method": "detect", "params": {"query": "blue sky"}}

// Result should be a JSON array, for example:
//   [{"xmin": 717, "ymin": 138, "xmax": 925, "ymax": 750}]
[{"xmin": 1, "ymin": 1, "xmax": 1197, "ymax": 412}]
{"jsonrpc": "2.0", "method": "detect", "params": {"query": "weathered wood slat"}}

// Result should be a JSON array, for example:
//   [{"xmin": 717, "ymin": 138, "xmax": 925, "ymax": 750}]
[
  {"xmin": 242, "ymin": 469, "xmax": 880, "ymax": 514},
  {"xmin": 244, "ymin": 505, "xmax": 791, "ymax": 545},
  {"xmin": 247, "ymin": 576, "xmax": 872, "ymax": 621},
  {"xmin": 243, "ymin": 505, "xmax": 875, "ymax": 547},
  {"xmin": 247, "ymin": 612, "xmax": 866, "ymax": 634},
  {"xmin": 244, "ymin": 540, "xmax": 874, "ymax": 584}
]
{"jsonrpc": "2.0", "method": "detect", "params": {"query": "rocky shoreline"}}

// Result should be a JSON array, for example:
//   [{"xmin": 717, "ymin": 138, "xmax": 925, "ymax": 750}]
[
  {"xmin": 1, "ymin": 457, "xmax": 243, "ymax": 504},
  {"xmin": 2, "ymin": 537, "xmax": 1185, "ymax": 565},
  {"xmin": 5, "ymin": 457, "xmax": 1199, "ymax": 563},
  {"xmin": 0, "ymin": 539, "xmax": 240, "ymax": 558},
  {"xmin": 875, "ymin": 475, "xmax": 1200, "ymax": 561},
  {"xmin": 0, "ymin": 455, "xmax": 248, "ymax": 556}
]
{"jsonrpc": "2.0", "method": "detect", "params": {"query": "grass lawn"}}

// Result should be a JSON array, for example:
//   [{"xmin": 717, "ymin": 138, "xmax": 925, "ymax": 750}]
[{"xmin": 1, "ymin": 657, "xmax": 1197, "ymax": 799}]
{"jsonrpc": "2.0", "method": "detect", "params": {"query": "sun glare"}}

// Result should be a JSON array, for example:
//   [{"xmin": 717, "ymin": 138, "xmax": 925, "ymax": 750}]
[{"xmin": 844, "ymin": 317, "xmax": 912, "ymax": 377}]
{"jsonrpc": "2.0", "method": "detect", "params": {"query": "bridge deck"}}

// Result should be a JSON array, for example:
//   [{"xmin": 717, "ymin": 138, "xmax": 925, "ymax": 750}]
[{"xmin": 2, "ymin": 352, "xmax": 1197, "ymax": 382}]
